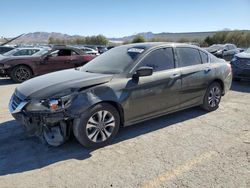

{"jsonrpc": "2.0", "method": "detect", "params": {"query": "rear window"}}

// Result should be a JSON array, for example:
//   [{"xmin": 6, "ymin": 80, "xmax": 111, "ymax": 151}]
[{"xmin": 176, "ymin": 47, "xmax": 202, "ymax": 67}]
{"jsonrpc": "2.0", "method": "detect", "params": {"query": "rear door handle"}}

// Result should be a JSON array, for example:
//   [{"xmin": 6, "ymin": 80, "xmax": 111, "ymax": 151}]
[{"xmin": 170, "ymin": 73, "xmax": 181, "ymax": 79}]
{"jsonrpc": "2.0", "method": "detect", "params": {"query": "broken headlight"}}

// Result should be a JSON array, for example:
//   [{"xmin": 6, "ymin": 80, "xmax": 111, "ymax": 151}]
[{"xmin": 25, "ymin": 94, "xmax": 77, "ymax": 112}]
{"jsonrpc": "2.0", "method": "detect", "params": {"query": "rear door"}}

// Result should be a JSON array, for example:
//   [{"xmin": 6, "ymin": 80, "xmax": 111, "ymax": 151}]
[
  {"xmin": 176, "ymin": 47, "xmax": 213, "ymax": 108},
  {"xmin": 125, "ymin": 47, "xmax": 182, "ymax": 123}
]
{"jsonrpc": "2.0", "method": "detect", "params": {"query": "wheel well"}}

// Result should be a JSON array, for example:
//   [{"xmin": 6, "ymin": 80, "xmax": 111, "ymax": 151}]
[
  {"xmin": 11, "ymin": 64, "xmax": 34, "ymax": 75},
  {"xmin": 96, "ymin": 101, "xmax": 125, "ymax": 127},
  {"xmin": 211, "ymin": 79, "xmax": 225, "ymax": 95}
]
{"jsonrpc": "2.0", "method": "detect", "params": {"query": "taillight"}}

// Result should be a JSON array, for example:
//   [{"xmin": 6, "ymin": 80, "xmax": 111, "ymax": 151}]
[{"xmin": 83, "ymin": 55, "xmax": 94, "ymax": 62}]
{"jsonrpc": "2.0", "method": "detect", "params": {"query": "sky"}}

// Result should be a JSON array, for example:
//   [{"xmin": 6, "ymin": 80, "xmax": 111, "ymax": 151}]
[{"xmin": 1, "ymin": 0, "xmax": 250, "ymax": 38}]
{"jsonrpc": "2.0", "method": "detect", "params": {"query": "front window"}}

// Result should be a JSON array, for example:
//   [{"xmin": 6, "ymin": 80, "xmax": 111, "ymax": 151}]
[
  {"xmin": 138, "ymin": 48, "xmax": 175, "ymax": 72},
  {"xmin": 81, "ymin": 45, "xmax": 145, "ymax": 74},
  {"xmin": 49, "ymin": 49, "xmax": 76, "ymax": 57}
]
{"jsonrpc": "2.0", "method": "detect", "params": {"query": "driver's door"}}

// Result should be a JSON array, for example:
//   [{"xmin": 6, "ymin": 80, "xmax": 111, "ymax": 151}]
[{"xmin": 123, "ymin": 48, "xmax": 181, "ymax": 124}]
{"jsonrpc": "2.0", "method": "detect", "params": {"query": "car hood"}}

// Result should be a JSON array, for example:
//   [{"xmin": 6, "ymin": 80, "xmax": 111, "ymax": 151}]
[
  {"xmin": 16, "ymin": 69, "xmax": 113, "ymax": 99},
  {"xmin": 235, "ymin": 52, "xmax": 250, "ymax": 59}
]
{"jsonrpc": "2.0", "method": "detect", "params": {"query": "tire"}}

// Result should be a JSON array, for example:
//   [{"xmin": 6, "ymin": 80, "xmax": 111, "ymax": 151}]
[
  {"xmin": 201, "ymin": 82, "xmax": 222, "ymax": 112},
  {"xmin": 73, "ymin": 103, "xmax": 120, "ymax": 148},
  {"xmin": 10, "ymin": 65, "xmax": 32, "ymax": 83}
]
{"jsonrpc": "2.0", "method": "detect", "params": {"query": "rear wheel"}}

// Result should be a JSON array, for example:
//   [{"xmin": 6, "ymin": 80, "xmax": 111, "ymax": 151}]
[
  {"xmin": 73, "ymin": 103, "xmax": 120, "ymax": 148},
  {"xmin": 10, "ymin": 65, "xmax": 32, "ymax": 83},
  {"xmin": 202, "ymin": 82, "xmax": 222, "ymax": 111}
]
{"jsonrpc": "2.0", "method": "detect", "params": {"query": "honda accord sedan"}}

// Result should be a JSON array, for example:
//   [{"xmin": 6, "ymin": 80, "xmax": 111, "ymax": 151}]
[{"xmin": 9, "ymin": 43, "xmax": 232, "ymax": 148}]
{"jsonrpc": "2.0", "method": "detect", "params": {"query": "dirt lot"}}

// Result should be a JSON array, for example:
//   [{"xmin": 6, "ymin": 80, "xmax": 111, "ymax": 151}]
[{"xmin": 0, "ymin": 77, "xmax": 249, "ymax": 188}]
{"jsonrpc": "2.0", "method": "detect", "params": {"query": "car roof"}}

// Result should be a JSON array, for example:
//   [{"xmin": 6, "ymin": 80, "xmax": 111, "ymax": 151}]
[{"xmin": 122, "ymin": 42, "xmax": 200, "ymax": 50}]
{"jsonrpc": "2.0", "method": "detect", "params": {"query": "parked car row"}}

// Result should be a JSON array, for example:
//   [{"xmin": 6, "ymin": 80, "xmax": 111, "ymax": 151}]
[
  {"xmin": 204, "ymin": 43, "xmax": 244, "ymax": 61},
  {"xmin": 0, "ymin": 45, "xmax": 95, "ymax": 82}
]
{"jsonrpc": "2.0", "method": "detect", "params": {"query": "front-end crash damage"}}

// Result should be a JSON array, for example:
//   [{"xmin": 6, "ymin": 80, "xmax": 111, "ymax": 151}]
[
  {"xmin": 9, "ymin": 84, "xmax": 119, "ymax": 146},
  {"xmin": 9, "ymin": 90, "xmax": 78, "ymax": 146}
]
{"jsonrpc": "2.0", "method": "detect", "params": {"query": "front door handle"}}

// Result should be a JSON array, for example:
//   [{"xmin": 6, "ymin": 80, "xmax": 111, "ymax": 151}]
[{"xmin": 170, "ymin": 73, "xmax": 181, "ymax": 79}]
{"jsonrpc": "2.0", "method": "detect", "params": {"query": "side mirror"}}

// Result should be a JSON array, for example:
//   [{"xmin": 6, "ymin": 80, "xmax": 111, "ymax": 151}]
[{"xmin": 133, "ymin": 66, "xmax": 153, "ymax": 78}]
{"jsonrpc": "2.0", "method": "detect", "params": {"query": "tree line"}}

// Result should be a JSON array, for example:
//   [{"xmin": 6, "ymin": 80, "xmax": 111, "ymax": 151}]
[
  {"xmin": 48, "ymin": 31, "xmax": 250, "ymax": 48},
  {"xmin": 126, "ymin": 30, "xmax": 250, "ymax": 48},
  {"xmin": 48, "ymin": 35, "xmax": 109, "ymax": 45}
]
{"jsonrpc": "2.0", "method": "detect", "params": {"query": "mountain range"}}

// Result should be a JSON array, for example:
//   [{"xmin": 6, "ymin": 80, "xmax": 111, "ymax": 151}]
[{"xmin": 1, "ymin": 30, "xmax": 250, "ymax": 44}]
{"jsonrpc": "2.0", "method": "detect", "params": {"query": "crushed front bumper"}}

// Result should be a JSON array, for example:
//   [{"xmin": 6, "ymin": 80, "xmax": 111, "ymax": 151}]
[
  {"xmin": 11, "ymin": 111, "xmax": 68, "ymax": 136},
  {"xmin": 9, "ymin": 93, "xmax": 70, "ymax": 136}
]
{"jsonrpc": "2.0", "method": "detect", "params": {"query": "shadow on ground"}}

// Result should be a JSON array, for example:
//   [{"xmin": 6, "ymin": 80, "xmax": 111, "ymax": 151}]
[
  {"xmin": 230, "ymin": 80, "xmax": 250, "ymax": 93},
  {"xmin": 0, "ymin": 107, "xmax": 206, "ymax": 176}
]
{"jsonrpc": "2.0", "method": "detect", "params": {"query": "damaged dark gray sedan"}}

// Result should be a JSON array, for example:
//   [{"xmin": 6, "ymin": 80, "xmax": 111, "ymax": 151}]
[{"xmin": 9, "ymin": 43, "xmax": 232, "ymax": 148}]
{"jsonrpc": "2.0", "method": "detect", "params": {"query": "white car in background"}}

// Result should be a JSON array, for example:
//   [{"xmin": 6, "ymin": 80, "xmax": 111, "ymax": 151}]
[
  {"xmin": 2, "ymin": 47, "xmax": 51, "ymax": 57},
  {"xmin": 80, "ymin": 47, "xmax": 100, "ymax": 56}
]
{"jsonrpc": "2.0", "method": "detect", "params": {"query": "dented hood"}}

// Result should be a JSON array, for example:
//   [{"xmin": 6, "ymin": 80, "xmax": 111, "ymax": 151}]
[{"xmin": 17, "ymin": 69, "xmax": 113, "ymax": 99}]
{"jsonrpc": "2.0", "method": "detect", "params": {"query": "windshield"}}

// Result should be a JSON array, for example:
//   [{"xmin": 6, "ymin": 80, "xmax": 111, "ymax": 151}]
[
  {"xmin": 32, "ymin": 49, "xmax": 50, "ymax": 56},
  {"xmin": 80, "ymin": 45, "xmax": 145, "ymax": 74},
  {"xmin": 245, "ymin": 48, "xmax": 250, "ymax": 53},
  {"xmin": 208, "ymin": 44, "xmax": 224, "ymax": 51}
]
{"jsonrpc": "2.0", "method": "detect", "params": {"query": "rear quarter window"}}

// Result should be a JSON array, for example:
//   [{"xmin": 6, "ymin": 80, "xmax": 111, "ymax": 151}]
[{"xmin": 199, "ymin": 50, "xmax": 209, "ymax": 64}]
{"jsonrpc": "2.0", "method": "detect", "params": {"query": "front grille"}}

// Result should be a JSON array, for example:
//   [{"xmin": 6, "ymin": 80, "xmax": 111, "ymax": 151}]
[{"xmin": 236, "ymin": 59, "xmax": 250, "ymax": 69}]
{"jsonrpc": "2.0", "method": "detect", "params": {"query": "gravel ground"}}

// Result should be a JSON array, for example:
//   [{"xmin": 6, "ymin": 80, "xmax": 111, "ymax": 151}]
[{"xmin": 0, "ymin": 77, "xmax": 249, "ymax": 188}]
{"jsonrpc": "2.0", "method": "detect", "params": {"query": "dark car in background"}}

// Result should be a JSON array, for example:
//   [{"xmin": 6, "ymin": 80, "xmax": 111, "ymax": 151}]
[
  {"xmin": 230, "ymin": 47, "xmax": 250, "ymax": 81},
  {"xmin": 97, "ymin": 46, "xmax": 108, "ymax": 54},
  {"xmin": 0, "ymin": 45, "xmax": 95, "ymax": 82},
  {"xmin": 0, "ymin": 46, "xmax": 15, "ymax": 54},
  {"xmin": 9, "ymin": 43, "xmax": 232, "ymax": 148},
  {"xmin": 205, "ymin": 44, "xmax": 242, "ymax": 61}
]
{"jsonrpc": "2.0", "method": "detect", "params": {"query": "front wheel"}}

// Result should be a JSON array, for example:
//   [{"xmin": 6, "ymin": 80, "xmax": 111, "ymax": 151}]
[
  {"xmin": 73, "ymin": 103, "xmax": 120, "ymax": 148},
  {"xmin": 201, "ymin": 82, "xmax": 222, "ymax": 111}
]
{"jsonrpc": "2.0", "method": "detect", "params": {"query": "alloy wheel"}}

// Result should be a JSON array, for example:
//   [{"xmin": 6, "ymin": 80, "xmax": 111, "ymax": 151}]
[
  {"xmin": 86, "ymin": 110, "xmax": 115, "ymax": 143},
  {"xmin": 208, "ymin": 86, "xmax": 221, "ymax": 108},
  {"xmin": 15, "ymin": 67, "xmax": 31, "ymax": 82}
]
